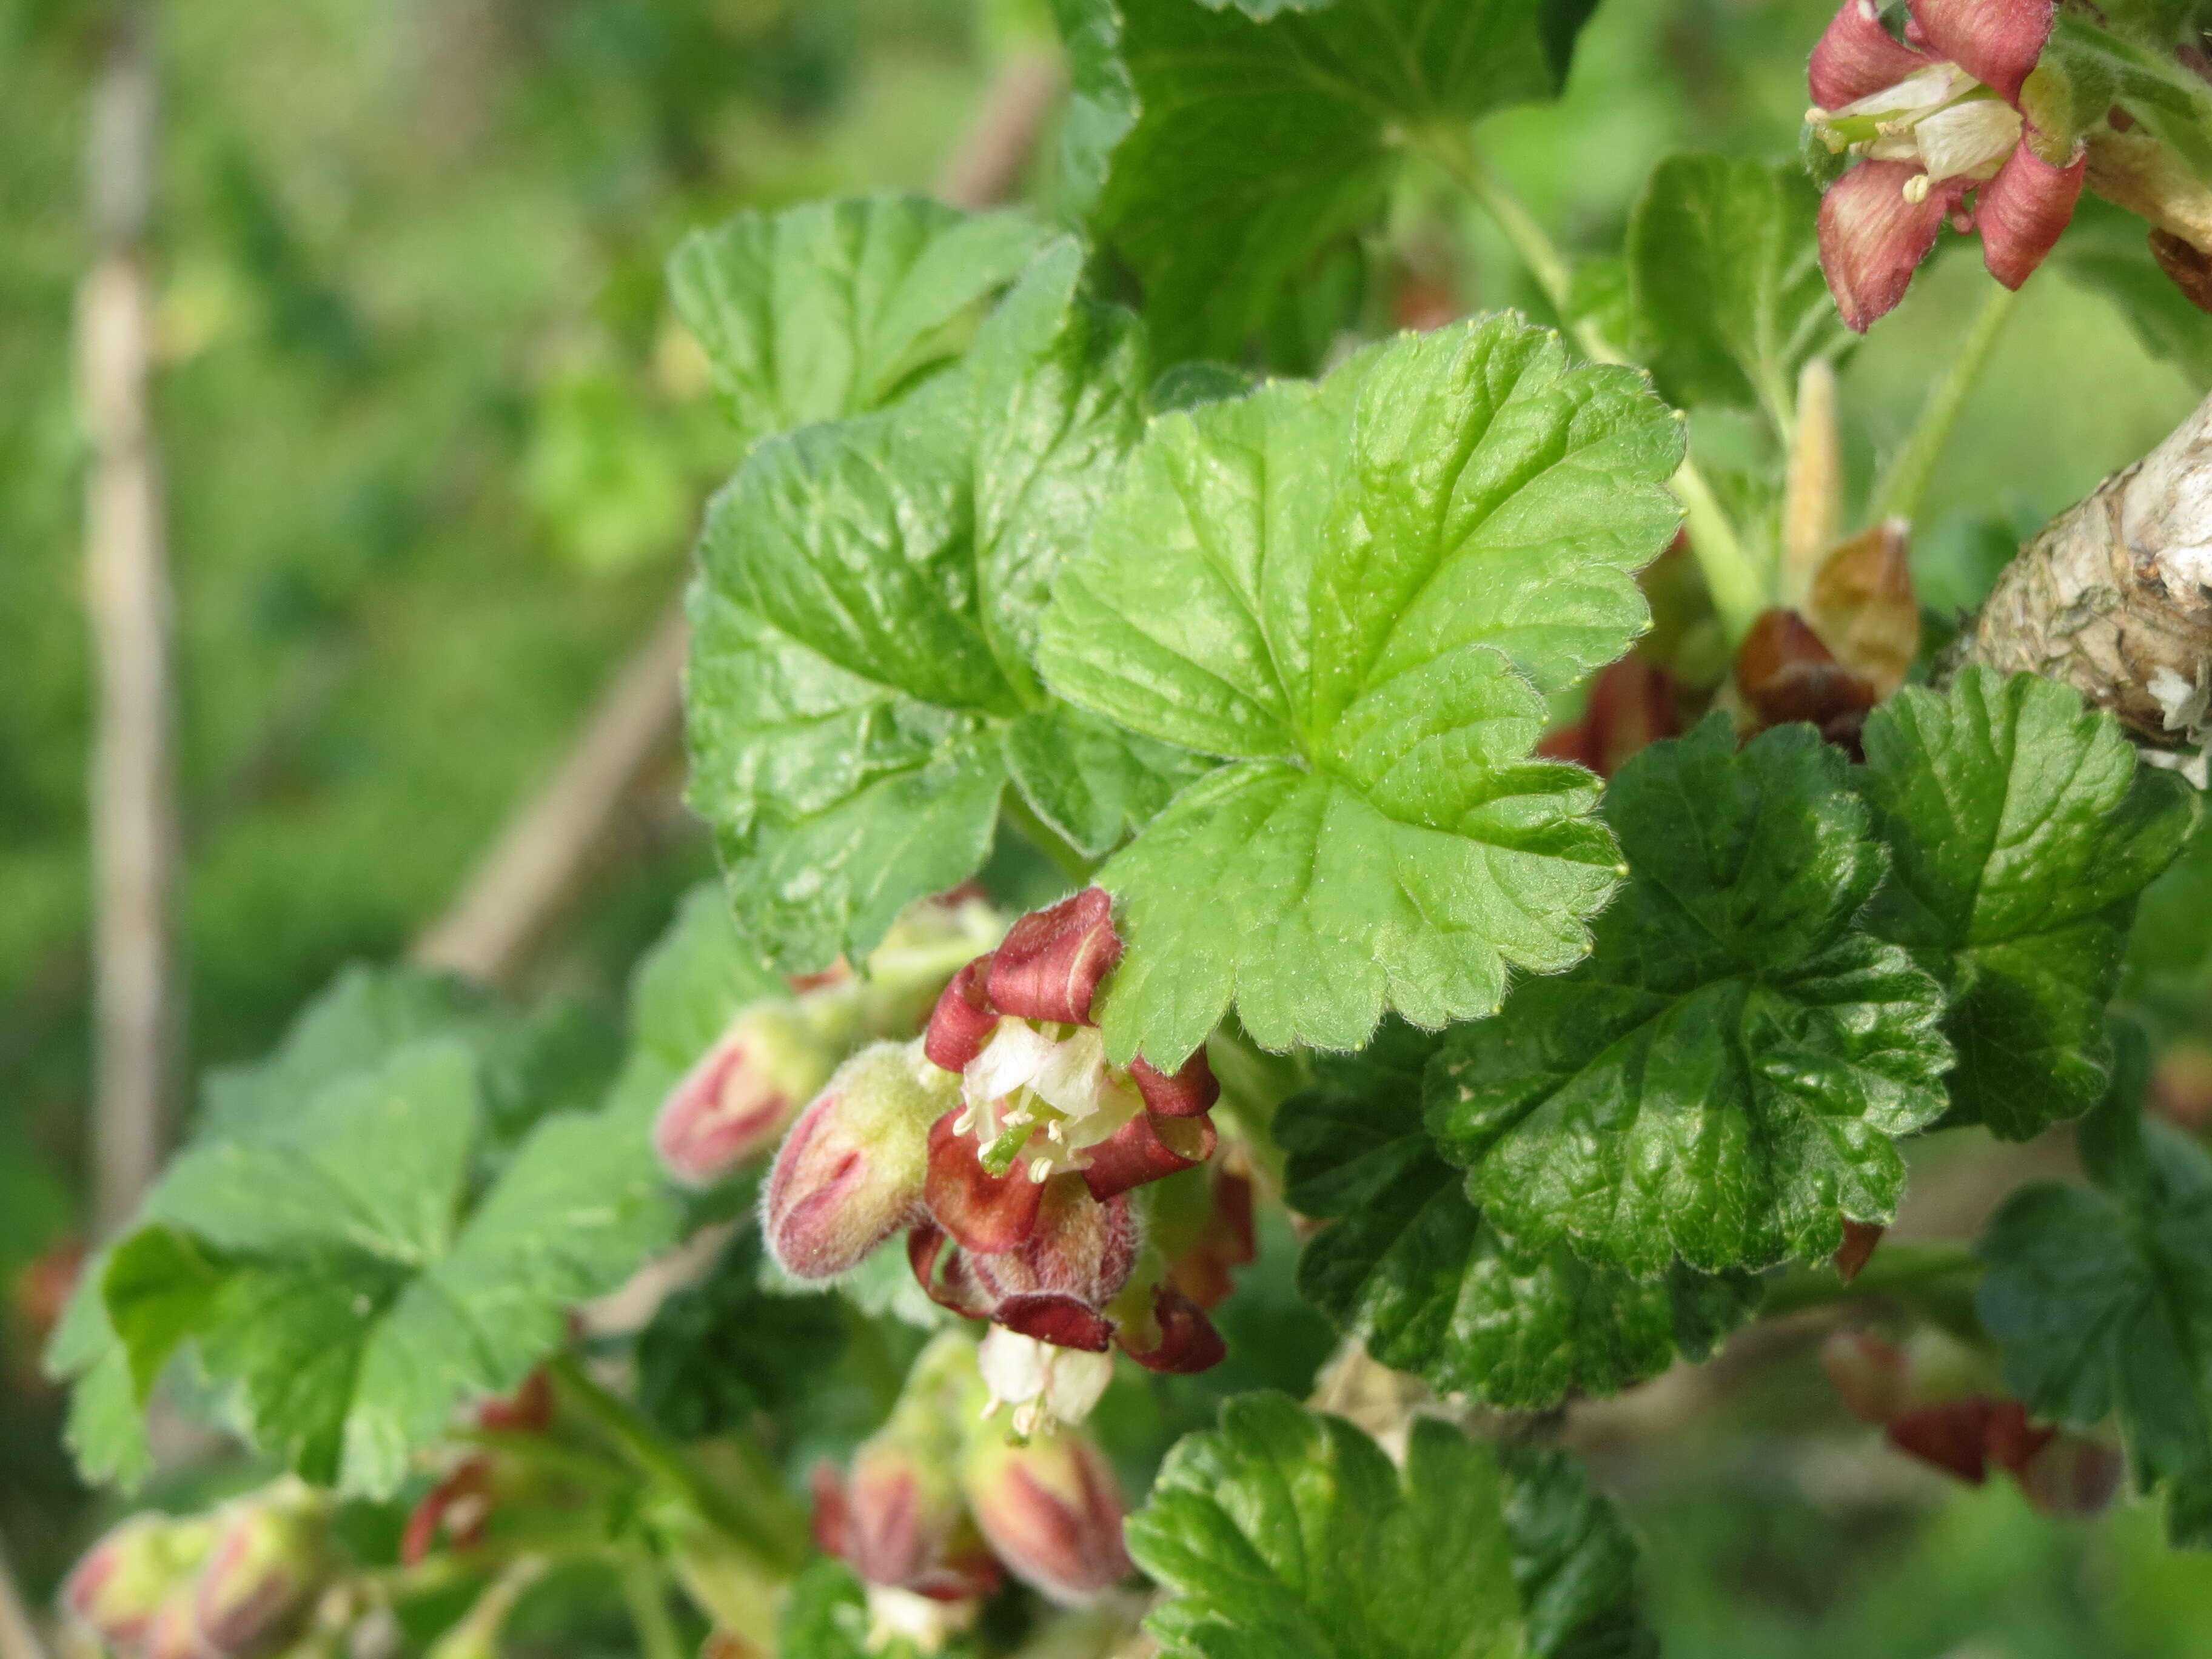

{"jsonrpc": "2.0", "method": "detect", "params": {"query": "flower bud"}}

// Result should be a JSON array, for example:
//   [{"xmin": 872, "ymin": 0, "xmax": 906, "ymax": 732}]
[
  {"xmin": 986, "ymin": 890, "xmax": 1122, "ymax": 1026},
  {"xmin": 2013, "ymin": 1431, "xmax": 2123, "ymax": 1518},
  {"xmin": 1734, "ymin": 607, "xmax": 1876, "ymax": 756},
  {"xmin": 763, "ymin": 1042, "xmax": 959, "ymax": 1279},
  {"xmin": 1806, "ymin": 524, "xmax": 1918, "ymax": 698},
  {"xmin": 61, "ymin": 1513, "xmax": 213, "ymax": 1651},
  {"xmin": 1820, "ymin": 1329, "xmax": 1907, "ymax": 1425},
  {"xmin": 1831, "ymin": 1218, "xmax": 1885, "ymax": 1284},
  {"xmin": 141, "ymin": 1588, "xmax": 209, "ymax": 1659},
  {"xmin": 654, "ymin": 1002, "xmax": 842, "ymax": 1188},
  {"xmin": 192, "ymin": 1484, "xmax": 329, "ymax": 1657},
  {"xmin": 837, "ymin": 1441, "xmax": 999, "ymax": 1600},
  {"xmin": 960, "ymin": 1423, "xmax": 1131, "ymax": 1606}
]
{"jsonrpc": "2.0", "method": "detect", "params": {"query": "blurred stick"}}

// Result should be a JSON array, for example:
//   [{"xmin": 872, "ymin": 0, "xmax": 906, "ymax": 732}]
[
  {"xmin": 82, "ymin": 1, "xmax": 178, "ymax": 1236},
  {"xmin": 0, "ymin": 1531, "xmax": 52, "ymax": 1659},
  {"xmin": 409, "ymin": 44, "xmax": 1065, "ymax": 988}
]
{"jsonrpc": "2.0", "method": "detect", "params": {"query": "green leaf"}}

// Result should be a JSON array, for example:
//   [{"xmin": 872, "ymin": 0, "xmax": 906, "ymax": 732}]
[
  {"xmin": 1429, "ymin": 717, "xmax": 1953, "ymax": 1276},
  {"xmin": 197, "ymin": 964, "xmax": 488, "ymax": 1141},
  {"xmin": 1081, "ymin": 0, "xmax": 1602, "ymax": 362},
  {"xmin": 1280, "ymin": 1031, "xmax": 1757, "ymax": 1410},
  {"xmin": 635, "ymin": 1225, "xmax": 846, "ymax": 1439},
  {"xmin": 1125, "ymin": 1393, "xmax": 1523, "ymax": 1659},
  {"xmin": 1978, "ymin": 1084, "xmax": 2212, "ymax": 1545},
  {"xmin": 1039, "ymin": 316, "xmax": 1685, "ymax": 1065},
  {"xmin": 1859, "ymin": 668, "xmax": 2199, "ymax": 1139},
  {"xmin": 67, "ymin": 1017, "xmax": 679, "ymax": 1496},
  {"xmin": 1002, "ymin": 705, "xmax": 1215, "ymax": 860},
  {"xmin": 1626, "ymin": 153, "xmax": 1849, "ymax": 426},
  {"xmin": 685, "ymin": 240, "xmax": 1173, "ymax": 967},
  {"xmin": 45, "ymin": 1250, "xmax": 153, "ymax": 1489},
  {"xmin": 668, "ymin": 195, "xmax": 1052, "ymax": 445},
  {"xmin": 780, "ymin": 1558, "xmax": 875, "ymax": 1659},
  {"xmin": 1498, "ymin": 1446, "xmax": 1658, "ymax": 1659}
]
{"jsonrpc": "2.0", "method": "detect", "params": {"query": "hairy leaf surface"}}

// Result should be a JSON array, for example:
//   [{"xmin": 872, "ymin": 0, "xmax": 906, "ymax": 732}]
[
  {"xmin": 1860, "ymin": 668, "xmax": 2198, "ymax": 1139},
  {"xmin": 1280, "ymin": 1030, "xmax": 1757, "ymax": 1410},
  {"xmin": 669, "ymin": 195, "xmax": 1050, "ymax": 444},
  {"xmin": 1429, "ymin": 718, "xmax": 1952, "ymax": 1276},
  {"xmin": 1068, "ymin": 0, "xmax": 1601, "ymax": 361},
  {"xmin": 1041, "ymin": 317, "xmax": 1684, "ymax": 1065},
  {"xmin": 1125, "ymin": 1393, "xmax": 1523, "ymax": 1659},
  {"xmin": 686, "ymin": 241, "xmax": 1198, "ymax": 967}
]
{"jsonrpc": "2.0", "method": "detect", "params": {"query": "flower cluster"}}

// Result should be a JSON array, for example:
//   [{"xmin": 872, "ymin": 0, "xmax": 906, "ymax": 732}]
[
  {"xmin": 809, "ymin": 1333, "xmax": 1132, "ymax": 1649},
  {"xmin": 1806, "ymin": 0, "xmax": 2081, "ymax": 329},
  {"xmin": 62, "ymin": 1483, "xmax": 330, "ymax": 1659},
  {"xmin": 763, "ymin": 888, "xmax": 1230, "ymax": 1399}
]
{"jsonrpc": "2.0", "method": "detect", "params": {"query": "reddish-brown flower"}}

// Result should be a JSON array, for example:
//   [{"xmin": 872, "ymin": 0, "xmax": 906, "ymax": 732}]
[{"xmin": 1806, "ymin": 0, "xmax": 2081, "ymax": 329}]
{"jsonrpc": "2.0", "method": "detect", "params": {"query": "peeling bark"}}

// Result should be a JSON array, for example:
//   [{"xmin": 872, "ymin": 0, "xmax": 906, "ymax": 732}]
[{"xmin": 1963, "ymin": 387, "xmax": 2212, "ymax": 747}]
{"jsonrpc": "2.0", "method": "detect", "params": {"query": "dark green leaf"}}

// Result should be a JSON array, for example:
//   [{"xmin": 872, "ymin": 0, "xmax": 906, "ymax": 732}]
[
  {"xmin": 635, "ymin": 1226, "xmax": 846, "ymax": 1439},
  {"xmin": 1860, "ymin": 668, "xmax": 2199, "ymax": 1139},
  {"xmin": 1430, "ymin": 718, "xmax": 1953, "ymax": 1276},
  {"xmin": 1280, "ymin": 1033, "xmax": 1757, "ymax": 1410},
  {"xmin": 1126, "ymin": 1393, "xmax": 1523, "ymax": 1659},
  {"xmin": 1978, "ymin": 1085, "xmax": 2212, "ymax": 1545},
  {"xmin": 1498, "ymin": 1445, "xmax": 1658, "ymax": 1659},
  {"xmin": 668, "ymin": 195, "xmax": 1051, "ymax": 444},
  {"xmin": 1041, "ymin": 316, "xmax": 1684, "ymax": 1065},
  {"xmin": 1084, "ymin": 0, "xmax": 1601, "ymax": 362}
]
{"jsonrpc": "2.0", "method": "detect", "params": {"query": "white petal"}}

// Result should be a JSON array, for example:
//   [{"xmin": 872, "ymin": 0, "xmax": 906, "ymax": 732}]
[
  {"xmin": 1029, "ymin": 1027, "xmax": 1110, "ymax": 1119},
  {"xmin": 965, "ymin": 1020, "xmax": 1056, "ymax": 1107},
  {"xmin": 979, "ymin": 1324, "xmax": 1050, "ymax": 1406},
  {"xmin": 1834, "ymin": 62, "xmax": 1969, "ymax": 121},
  {"xmin": 1913, "ymin": 99, "xmax": 2022, "ymax": 182},
  {"xmin": 1041, "ymin": 1347, "xmax": 1115, "ymax": 1426}
]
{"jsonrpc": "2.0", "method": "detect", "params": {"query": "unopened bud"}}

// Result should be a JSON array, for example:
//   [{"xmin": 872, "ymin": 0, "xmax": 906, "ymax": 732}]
[
  {"xmin": 61, "ymin": 1513, "xmax": 213, "ymax": 1650},
  {"xmin": 959, "ymin": 1424, "xmax": 1131, "ymax": 1606},
  {"xmin": 141, "ymin": 1587, "xmax": 209, "ymax": 1659},
  {"xmin": 763, "ymin": 1042, "xmax": 958, "ymax": 1279},
  {"xmin": 655, "ymin": 1002, "xmax": 842, "ymax": 1187},
  {"xmin": 192, "ymin": 1484, "xmax": 329, "ymax": 1657},
  {"xmin": 837, "ymin": 1439, "xmax": 1000, "ymax": 1600},
  {"xmin": 2014, "ymin": 1430, "xmax": 2124, "ymax": 1518}
]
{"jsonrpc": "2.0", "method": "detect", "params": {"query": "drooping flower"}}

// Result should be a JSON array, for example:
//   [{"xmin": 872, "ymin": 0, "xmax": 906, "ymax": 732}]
[{"xmin": 1805, "ymin": 0, "xmax": 2083, "ymax": 329}]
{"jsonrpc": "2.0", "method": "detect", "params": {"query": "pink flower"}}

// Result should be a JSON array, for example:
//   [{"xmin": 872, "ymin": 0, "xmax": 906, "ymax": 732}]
[
  {"xmin": 652, "ymin": 1004, "xmax": 839, "ymax": 1188},
  {"xmin": 1806, "ymin": 0, "xmax": 2082, "ymax": 329},
  {"xmin": 192, "ymin": 1483, "xmax": 328, "ymax": 1657}
]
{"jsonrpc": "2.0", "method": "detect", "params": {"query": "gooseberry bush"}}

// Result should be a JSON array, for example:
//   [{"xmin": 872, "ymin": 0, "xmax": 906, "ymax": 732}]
[{"xmin": 47, "ymin": 1, "xmax": 2212, "ymax": 1655}]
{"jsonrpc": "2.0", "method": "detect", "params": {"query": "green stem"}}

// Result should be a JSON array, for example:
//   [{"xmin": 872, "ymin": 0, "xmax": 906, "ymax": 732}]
[
  {"xmin": 620, "ymin": 1555, "xmax": 688, "ymax": 1659},
  {"xmin": 1415, "ymin": 123, "xmax": 1768, "ymax": 643},
  {"xmin": 1869, "ymin": 280, "xmax": 2021, "ymax": 526},
  {"xmin": 1758, "ymin": 1239, "xmax": 1982, "ymax": 1320},
  {"xmin": 1001, "ymin": 785, "xmax": 1098, "ymax": 886},
  {"xmin": 545, "ymin": 1355, "xmax": 805, "ymax": 1574}
]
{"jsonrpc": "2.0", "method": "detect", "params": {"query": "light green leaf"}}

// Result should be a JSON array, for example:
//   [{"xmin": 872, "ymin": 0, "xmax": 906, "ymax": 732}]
[
  {"xmin": 1039, "ymin": 316, "xmax": 1685, "ymax": 1064},
  {"xmin": 61, "ymin": 996, "xmax": 680, "ymax": 1496},
  {"xmin": 1860, "ymin": 668, "xmax": 2199, "ymax": 1140},
  {"xmin": 1978, "ymin": 1072, "xmax": 2212, "ymax": 1546},
  {"xmin": 1002, "ymin": 705, "xmax": 1219, "ymax": 860},
  {"xmin": 1280, "ymin": 1031, "xmax": 1757, "ymax": 1410},
  {"xmin": 1126, "ymin": 1394, "xmax": 1523, "ymax": 1659},
  {"xmin": 669, "ymin": 195, "xmax": 1051, "ymax": 444},
  {"xmin": 685, "ymin": 241, "xmax": 1164, "ymax": 967},
  {"xmin": 1626, "ymin": 153, "xmax": 1848, "ymax": 426},
  {"xmin": 1082, "ymin": 0, "xmax": 1602, "ymax": 362},
  {"xmin": 44, "ymin": 1256, "xmax": 153, "ymax": 1490},
  {"xmin": 1429, "ymin": 718, "xmax": 1953, "ymax": 1276}
]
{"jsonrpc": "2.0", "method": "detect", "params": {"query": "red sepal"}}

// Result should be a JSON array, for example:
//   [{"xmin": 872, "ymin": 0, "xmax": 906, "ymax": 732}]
[
  {"xmin": 1985, "ymin": 1399, "xmax": 2057, "ymax": 1475},
  {"xmin": 924, "ymin": 956, "xmax": 999, "ymax": 1074},
  {"xmin": 1118, "ymin": 1284, "xmax": 1227, "ymax": 1375},
  {"xmin": 994, "ymin": 1293, "xmax": 1116, "ymax": 1352},
  {"xmin": 1909, "ymin": 0, "xmax": 2055, "ymax": 106},
  {"xmin": 1809, "ymin": 0, "xmax": 1931, "ymax": 109},
  {"xmin": 1886, "ymin": 1399, "xmax": 1994, "ymax": 1483},
  {"xmin": 1833, "ymin": 1220, "xmax": 1885, "ymax": 1284},
  {"xmin": 1817, "ymin": 160, "xmax": 1968, "ymax": 332},
  {"xmin": 1735, "ymin": 607, "xmax": 1879, "ymax": 757},
  {"xmin": 402, "ymin": 1457, "xmax": 494, "ymax": 1566},
  {"xmin": 811, "ymin": 1461, "xmax": 850, "ymax": 1560},
  {"xmin": 1130, "ymin": 1048, "xmax": 1220, "ymax": 1118},
  {"xmin": 1976, "ymin": 138, "xmax": 2085, "ymax": 290},
  {"xmin": 925, "ymin": 1114, "xmax": 1045, "ymax": 1253},
  {"xmin": 907, "ymin": 1224, "xmax": 994, "ymax": 1319},
  {"xmin": 1079, "ymin": 1111, "xmax": 1216, "ymax": 1202},
  {"xmin": 988, "ymin": 890, "xmax": 1124, "ymax": 1026}
]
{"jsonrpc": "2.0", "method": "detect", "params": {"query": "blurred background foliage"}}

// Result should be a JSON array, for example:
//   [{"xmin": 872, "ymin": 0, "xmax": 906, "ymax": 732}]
[{"xmin": 5, "ymin": 0, "xmax": 2212, "ymax": 1651}]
